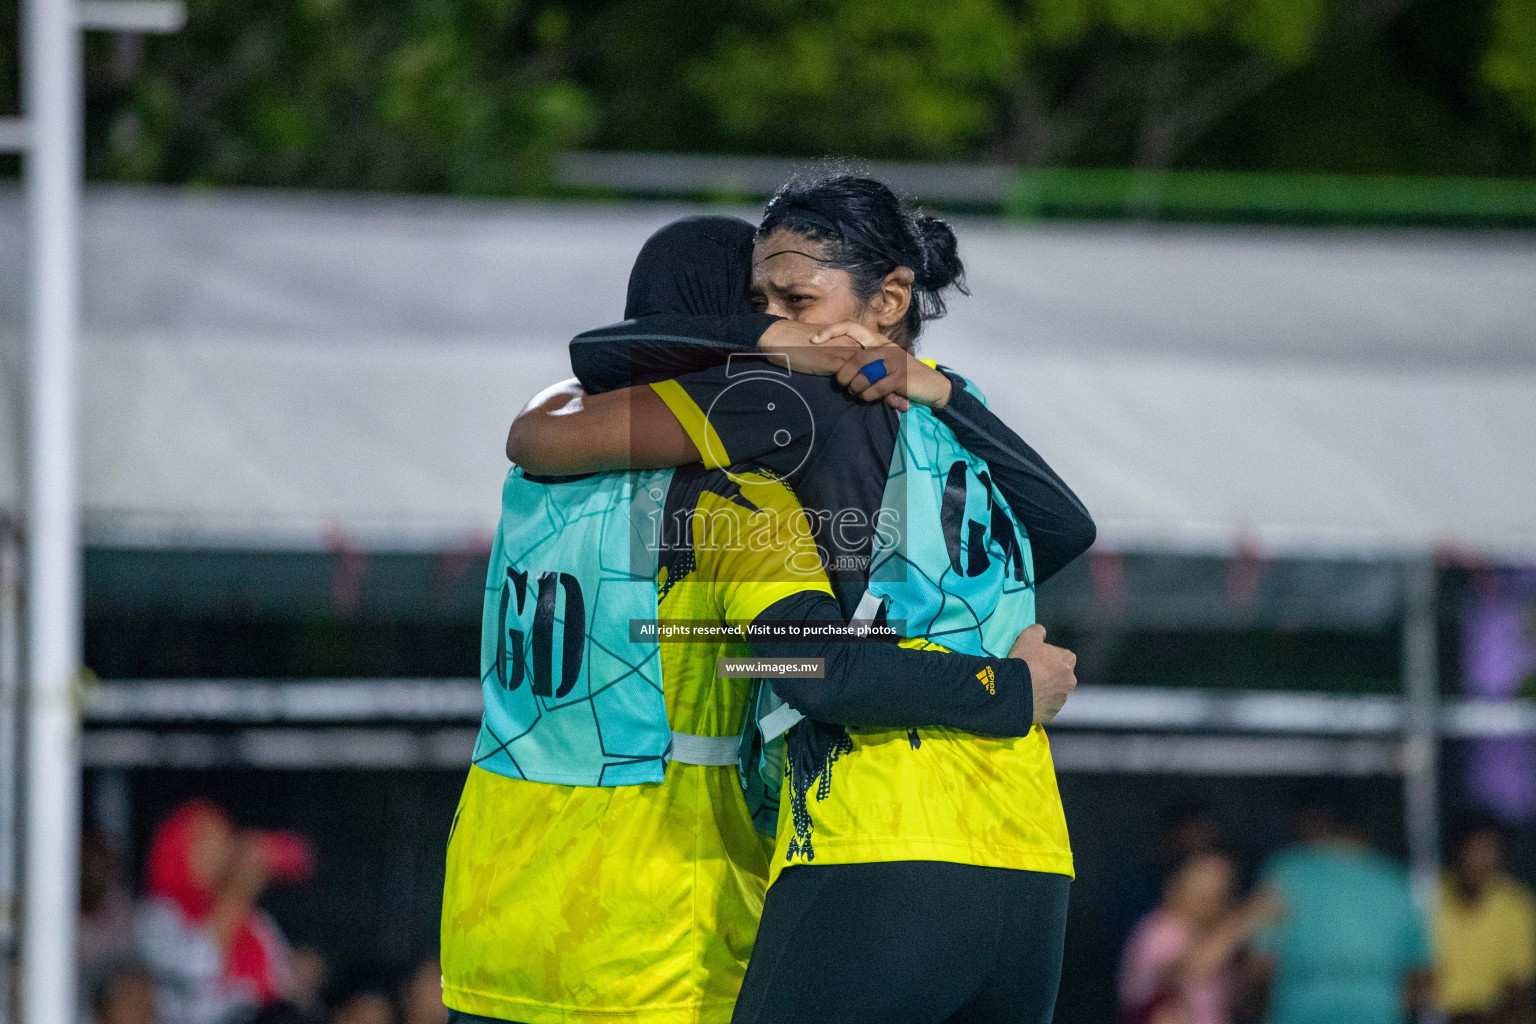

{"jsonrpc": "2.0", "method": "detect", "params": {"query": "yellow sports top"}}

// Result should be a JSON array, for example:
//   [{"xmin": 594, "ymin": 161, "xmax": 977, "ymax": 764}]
[
  {"xmin": 772, "ymin": 638, "xmax": 1073, "ymax": 884},
  {"xmin": 648, "ymin": 378, "xmax": 1075, "ymax": 886},
  {"xmin": 1436, "ymin": 874, "xmax": 1536, "ymax": 1014},
  {"xmin": 441, "ymin": 468, "xmax": 830, "ymax": 1024}
]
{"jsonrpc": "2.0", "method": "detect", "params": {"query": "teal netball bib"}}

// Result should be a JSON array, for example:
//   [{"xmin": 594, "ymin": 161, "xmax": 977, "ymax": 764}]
[
  {"xmin": 867, "ymin": 378, "xmax": 1036, "ymax": 656},
  {"xmin": 474, "ymin": 467, "xmax": 673, "ymax": 786}
]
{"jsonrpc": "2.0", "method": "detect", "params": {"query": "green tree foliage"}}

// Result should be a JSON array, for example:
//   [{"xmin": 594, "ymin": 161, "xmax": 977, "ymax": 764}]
[
  {"xmin": 0, "ymin": 2, "xmax": 18, "ymax": 176},
  {"xmin": 687, "ymin": 0, "xmax": 1534, "ymax": 173},
  {"xmin": 84, "ymin": 0, "xmax": 595, "ymax": 192},
  {"xmin": 685, "ymin": 0, "xmax": 1020, "ymax": 159},
  {"xmin": 1, "ymin": 0, "xmax": 1531, "ymax": 192},
  {"xmin": 1484, "ymin": 0, "xmax": 1536, "ymax": 136},
  {"xmin": 681, "ymin": 0, "xmax": 1523, "ymax": 171},
  {"xmin": 1002, "ymin": 0, "xmax": 1333, "ymax": 168}
]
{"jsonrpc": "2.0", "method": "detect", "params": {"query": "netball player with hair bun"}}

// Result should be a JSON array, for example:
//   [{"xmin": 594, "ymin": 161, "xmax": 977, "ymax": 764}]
[{"xmin": 511, "ymin": 174, "xmax": 1093, "ymax": 1023}]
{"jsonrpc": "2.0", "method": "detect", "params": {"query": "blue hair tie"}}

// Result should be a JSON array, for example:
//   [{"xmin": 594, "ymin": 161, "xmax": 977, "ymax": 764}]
[{"xmin": 861, "ymin": 358, "xmax": 888, "ymax": 384}]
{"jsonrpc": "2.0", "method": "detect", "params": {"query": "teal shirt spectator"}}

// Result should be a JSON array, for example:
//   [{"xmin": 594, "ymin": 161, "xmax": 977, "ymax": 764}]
[{"xmin": 1254, "ymin": 844, "xmax": 1433, "ymax": 1024}]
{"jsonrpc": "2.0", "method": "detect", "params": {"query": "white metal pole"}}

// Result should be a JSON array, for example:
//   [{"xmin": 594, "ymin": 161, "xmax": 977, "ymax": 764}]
[
  {"xmin": 0, "ymin": 525, "xmax": 22, "ymax": 1024},
  {"xmin": 21, "ymin": 2, "xmax": 84, "ymax": 1023},
  {"xmin": 1402, "ymin": 557, "xmax": 1440, "ymax": 913}
]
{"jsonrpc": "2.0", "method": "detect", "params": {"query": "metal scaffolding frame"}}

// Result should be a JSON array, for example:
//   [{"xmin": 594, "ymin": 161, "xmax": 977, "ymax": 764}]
[
  {"xmin": 18, "ymin": 6, "xmax": 87, "ymax": 1022},
  {"xmin": 1402, "ymin": 559, "xmax": 1442, "ymax": 910},
  {"xmin": 0, "ymin": 527, "xmax": 21, "ymax": 1024},
  {"xmin": 77, "ymin": 677, "xmax": 1536, "ymax": 741},
  {"xmin": 74, "ymin": 681, "xmax": 1536, "ymax": 776}
]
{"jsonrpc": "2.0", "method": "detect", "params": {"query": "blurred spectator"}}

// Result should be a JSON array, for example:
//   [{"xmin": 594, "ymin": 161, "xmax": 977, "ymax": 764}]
[
  {"xmin": 1247, "ymin": 788, "xmax": 1433, "ymax": 1024},
  {"xmin": 80, "ymin": 827, "xmax": 136, "ymax": 1008},
  {"xmin": 1437, "ymin": 813, "xmax": 1536, "ymax": 1024},
  {"xmin": 396, "ymin": 956, "xmax": 446, "ymax": 1024},
  {"xmin": 288, "ymin": 947, "xmax": 330, "ymax": 1023},
  {"xmin": 1112, "ymin": 802, "xmax": 1227, "ymax": 957},
  {"xmin": 134, "ymin": 800, "xmax": 315, "ymax": 1024},
  {"xmin": 1118, "ymin": 852, "xmax": 1277, "ymax": 1024},
  {"xmin": 92, "ymin": 961, "xmax": 160, "ymax": 1024},
  {"xmin": 326, "ymin": 970, "xmax": 395, "ymax": 1024}
]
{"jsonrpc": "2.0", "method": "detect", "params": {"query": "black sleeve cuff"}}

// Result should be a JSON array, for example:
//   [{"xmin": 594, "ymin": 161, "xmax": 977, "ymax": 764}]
[
  {"xmin": 570, "ymin": 314, "xmax": 782, "ymax": 393},
  {"xmin": 724, "ymin": 313, "xmax": 783, "ymax": 350},
  {"xmin": 749, "ymin": 591, "xmax": 1036, "ymax": 737}
]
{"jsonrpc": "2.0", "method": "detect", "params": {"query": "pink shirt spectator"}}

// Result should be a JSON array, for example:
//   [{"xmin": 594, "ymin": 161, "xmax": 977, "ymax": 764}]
[{"xmin": 1119, "ymin": 910, "xmax": 1233, "ymax": 1024}]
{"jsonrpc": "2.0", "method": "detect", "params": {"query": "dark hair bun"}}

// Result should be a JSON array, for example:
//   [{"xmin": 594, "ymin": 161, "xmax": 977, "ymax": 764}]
[{"xmin": 912, "ymin": 213, "xmax": 965, "ymax": 293}]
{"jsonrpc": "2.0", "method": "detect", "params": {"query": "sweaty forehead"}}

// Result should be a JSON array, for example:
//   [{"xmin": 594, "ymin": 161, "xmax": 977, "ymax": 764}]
[{"xmin": 751, "ymin": 235, "xmax": 837, "ymax": 290}]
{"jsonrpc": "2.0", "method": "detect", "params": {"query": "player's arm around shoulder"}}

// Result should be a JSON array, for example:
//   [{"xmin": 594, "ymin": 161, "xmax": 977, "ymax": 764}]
[{"xmin": 505, "ymin": 377, "xmax": 698, "ymax": 475}]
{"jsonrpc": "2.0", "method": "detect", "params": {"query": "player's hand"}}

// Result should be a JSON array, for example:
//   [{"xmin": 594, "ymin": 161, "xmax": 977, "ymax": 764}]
[
  {"xmin": 815, "ymin": 323, "xmax": 908, "ymax": 408},
  {"xmin": 809, "ymin": 321, "xmax": 886, "ymax": 349},
  {"xmin": 758, "ymin": 319, "xmax": 823, "ymax": 352},
  {"xmin": 770, "ymin": 343, "xmax": 872, "ymax": 377},
  {"xmin": 834, "ymin": 348, "xmax": 952, "ymax": 411},
  {"xmin": 813, "ymin": 323, "xmax": 950, "ymax": 409},
  {"xmin": 762, "ymin": 320, "xmax": 892, "ymax": 382},
  {"xmin": 1008, "ymin": 624, "xmax": 1077, "ymax": 724}
]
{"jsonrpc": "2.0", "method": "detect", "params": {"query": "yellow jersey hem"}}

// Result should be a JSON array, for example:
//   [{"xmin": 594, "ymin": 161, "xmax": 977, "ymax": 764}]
[
  {"xmin": 772, "ymin": 838, "xmax": 1074, "ymax": 882},
  {"xmin": 444, "ymin": 984, "xmax": 740, "ymax": 1024}
]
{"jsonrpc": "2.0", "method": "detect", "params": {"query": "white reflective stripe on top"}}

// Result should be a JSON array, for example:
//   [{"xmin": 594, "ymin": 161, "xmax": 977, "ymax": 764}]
[
  {"xmin": 850, "ymin": 589, "xmax": 883, "ymax": 624},
  {"xmin": 758, "ymin": 702, "xmax": 804, "ymax": 744},
  {"xmin": 668, "ymin": 731, "xmax": 740, "ymax": 766}
]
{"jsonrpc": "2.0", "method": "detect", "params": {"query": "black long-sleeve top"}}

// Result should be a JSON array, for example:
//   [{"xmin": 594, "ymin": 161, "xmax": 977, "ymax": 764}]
[
  {"xmin": 931, "ymin": 369, "xmax": 1096, "ymax": 582},
  {"xmin": 571, "ymin": 314, "xmax": 781, "ymax": 391},
  {"xmin": 748, "ymin": 590, "xmax": 1033, "ymax": 736}
]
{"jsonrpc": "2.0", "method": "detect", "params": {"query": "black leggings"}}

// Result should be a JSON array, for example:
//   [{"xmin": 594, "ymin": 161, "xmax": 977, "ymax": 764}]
[{"xmin": 731, "ymin": 861, "xmax": 1070, "ymax": 1024}]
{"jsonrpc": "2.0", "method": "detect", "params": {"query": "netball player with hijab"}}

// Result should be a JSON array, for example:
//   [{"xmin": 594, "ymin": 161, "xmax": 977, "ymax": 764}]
[
  {"xmin": 508, "ymin": 176, "xmax": 1093, "ymax": 1024},
  {"xmin": 441, "ymin": 215, "xmax": 1071, "ymax": 1024}
]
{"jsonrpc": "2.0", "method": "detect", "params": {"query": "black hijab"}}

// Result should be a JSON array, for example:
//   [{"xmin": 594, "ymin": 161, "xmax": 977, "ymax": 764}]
[{"xmin": 624, "ymin": 216, "xmax": 757, "ymax": 319}]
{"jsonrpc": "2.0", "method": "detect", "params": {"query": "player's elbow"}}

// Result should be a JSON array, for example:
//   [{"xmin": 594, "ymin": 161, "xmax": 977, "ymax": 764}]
[
  {"xmin": 506, "ymin": 411, "xmax": 564, "ymax": 473},
  {"xmin": 507, "ymin": 379, "xmax": 591, "ymax": 472},
  {"xmin": 505, "ymin": 420, "xmax": 521, "ymax": 464},
  {"xmin": 1067, "ymin": 512, "xmax": 1097, "ymax": 560},
  {"xmin": 505, "ymin": 412, "xmax": 534, "ymax": 466},
  {"xmin": 1035, "ymin": 511, "xmax": 1097, "ymax": 585}
]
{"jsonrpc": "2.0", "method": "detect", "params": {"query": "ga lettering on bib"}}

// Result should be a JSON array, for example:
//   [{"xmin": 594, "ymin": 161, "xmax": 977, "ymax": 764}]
[{"xmin": 867, "ymin": 379, "xmax": 1036, "ymax": 655}]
